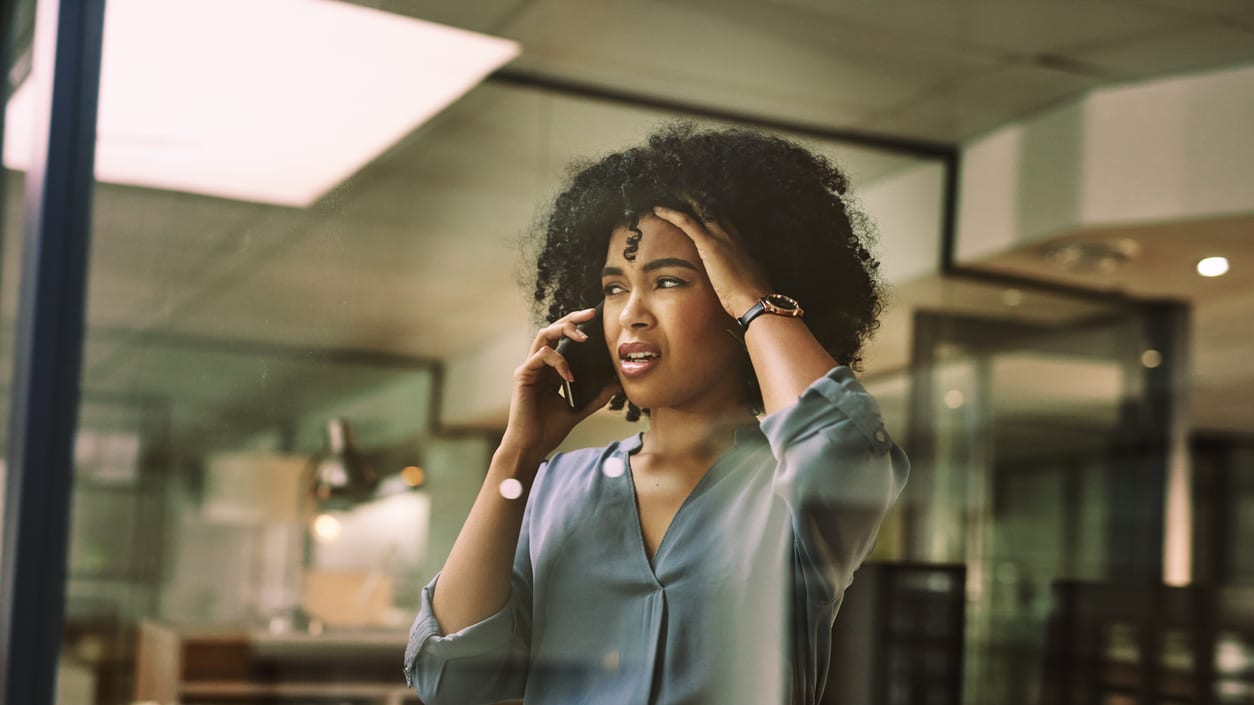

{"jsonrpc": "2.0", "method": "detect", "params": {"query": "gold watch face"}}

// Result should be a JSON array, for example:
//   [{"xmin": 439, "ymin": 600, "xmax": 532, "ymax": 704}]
[{"xmin": 762, "ymin": 294, "xmax": 803, "ymax": 316}]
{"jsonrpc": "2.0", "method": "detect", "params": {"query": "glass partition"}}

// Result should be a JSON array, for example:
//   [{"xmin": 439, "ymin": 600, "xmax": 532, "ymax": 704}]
[
  {"xmin": 0, "ymin": 4, "xmax": 947, "ymax": 704},
  {"xmin": 9, "ymin": 3, "xmax": 1250, "ymax": 702},
  {"xmin": 843, "ymin": 278, "xmax": 1162, "ymax": 704}
]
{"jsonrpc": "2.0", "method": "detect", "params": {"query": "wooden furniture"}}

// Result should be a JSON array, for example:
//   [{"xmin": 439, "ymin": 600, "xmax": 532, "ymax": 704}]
[
  {"xmin": 823, "ymin": 562, "xmax": 967, "ymax": 705},
  {"xmin": 135, "ymin": 620, "xmax": 419, "ymax": 705},
  {"xmin": 1042, "ymin": 581, "xmax": 1254, "ymax": 705}
]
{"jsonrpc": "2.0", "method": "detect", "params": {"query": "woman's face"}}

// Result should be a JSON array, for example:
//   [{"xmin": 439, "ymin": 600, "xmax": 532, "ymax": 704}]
[{"xmin": 600, "ymin": 215, "xmax": 749, "ymax": 414}]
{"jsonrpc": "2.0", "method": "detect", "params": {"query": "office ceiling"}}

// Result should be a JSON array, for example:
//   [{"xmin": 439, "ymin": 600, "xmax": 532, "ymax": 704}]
[
  {"xmin": 360, "ymin": 0, "xmax": 1254, "ymax": 143},
  {"xmin": 2, "ymin": 0, "xmax": 1253, "ymax": 451}
]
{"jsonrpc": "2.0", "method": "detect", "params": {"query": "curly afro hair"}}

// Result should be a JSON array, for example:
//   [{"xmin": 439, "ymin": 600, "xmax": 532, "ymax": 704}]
[{"xmin": 523, "ymin": 122, "xmax": 886, "ymax": 420}]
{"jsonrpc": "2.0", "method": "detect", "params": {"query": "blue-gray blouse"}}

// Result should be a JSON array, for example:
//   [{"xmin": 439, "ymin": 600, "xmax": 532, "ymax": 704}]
[{"xmin": 404, "ymin": 366, "xmax": 909, "ymax": 704}]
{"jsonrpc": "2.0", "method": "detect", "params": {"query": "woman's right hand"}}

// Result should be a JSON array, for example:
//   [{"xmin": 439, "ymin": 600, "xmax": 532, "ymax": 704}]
[{"xmin": 500, "ymin": 307, "xmax": 621, "ymax": 463}]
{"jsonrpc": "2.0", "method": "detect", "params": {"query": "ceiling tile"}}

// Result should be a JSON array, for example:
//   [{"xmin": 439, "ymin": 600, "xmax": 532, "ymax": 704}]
[
  {"xmin": 1128, "ymin": 0, "xmax": 1254, "ymax": 23},
  {"xmin": 765, "ymin": 0, "xmax": 1185, "ymax": 58},
  {"xmin": 500, "ymin": 0, "xmax": 995, "ymax": 129},
  {"xmin": 855, "ymin": 62, "xmax": 1105, "ymax": 142},
  {"xmin": 161, "ymin": 203, "xmax": 536, "ymax": 360},
  {"xmin": 1069, "ymin": 22, "xmax": 1254, "ymax": 79}
]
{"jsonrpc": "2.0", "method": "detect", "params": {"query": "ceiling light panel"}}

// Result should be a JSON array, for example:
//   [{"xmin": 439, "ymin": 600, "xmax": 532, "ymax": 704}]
[{"xmin": 4, "ymin": 0, "xmax": 520, "ymax": 207}]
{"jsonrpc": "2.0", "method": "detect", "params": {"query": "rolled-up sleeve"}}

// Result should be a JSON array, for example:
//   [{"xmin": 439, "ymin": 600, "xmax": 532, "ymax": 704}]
[
  {"xmin": 759, "ymin": 365, "xmax": 910, "ymax": 604},
  {"xmin": 402, "ymin": 499, "xmax": 535, "ymax": 704}
]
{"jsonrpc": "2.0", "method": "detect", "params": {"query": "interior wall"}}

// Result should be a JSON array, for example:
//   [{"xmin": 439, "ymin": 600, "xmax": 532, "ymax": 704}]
[{"xmin": 956, "ymin": 62, "xmax": 1254, "ymax": 264}]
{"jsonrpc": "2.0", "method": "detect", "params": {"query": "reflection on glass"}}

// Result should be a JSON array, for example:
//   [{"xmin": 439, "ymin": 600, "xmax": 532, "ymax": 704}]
[{"xmin": 2, "ymin": 2, "xmax": 1249, "ymax": 704}]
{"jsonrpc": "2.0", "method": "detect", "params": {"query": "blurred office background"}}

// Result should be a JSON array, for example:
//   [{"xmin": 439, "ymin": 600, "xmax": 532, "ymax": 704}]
[{"xmin": 2, "ymin": 1, "xmax": 1253, "ymax": 703}]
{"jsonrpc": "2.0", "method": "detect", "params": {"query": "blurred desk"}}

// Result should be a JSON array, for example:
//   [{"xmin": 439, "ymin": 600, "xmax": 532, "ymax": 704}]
[
  {"xmin": 135, "ymin": 620, "xmax": 419, "ymax": 705},
  {"xmin": 823, "ymin": 562, "xmax": 966, "ymax": 705},
  {"xmin": 1043, "ymin": 581, "xmax": 1254, "ymax": 705}
]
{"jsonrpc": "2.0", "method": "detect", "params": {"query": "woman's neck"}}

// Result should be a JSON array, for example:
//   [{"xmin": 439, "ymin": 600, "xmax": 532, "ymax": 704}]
[{"xmin": 640, "ymin": 403, "xmax": 757, "ymax": 463}]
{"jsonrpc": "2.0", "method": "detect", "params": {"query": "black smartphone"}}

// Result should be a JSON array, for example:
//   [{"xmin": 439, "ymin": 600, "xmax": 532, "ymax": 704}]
[{"xmin": 554, "ymin": 302, "xmax": 617, "ymax": 412}]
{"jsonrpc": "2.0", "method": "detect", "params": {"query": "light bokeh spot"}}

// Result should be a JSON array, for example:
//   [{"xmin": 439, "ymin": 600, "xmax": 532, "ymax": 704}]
[
  {"xmin": 601, "ymin": 456, "xmax": 626, "ymax": 478},
  {"xmin": 944, "ymin": 389, "xmax": 965, "ymax": 409},
  {"xmin": 313, "ymin": 513, "xmax": 342, "ymax": 541},
  {"xmin": 499, "ymin": 478, "xmax": 524, "ymax": 500},
  {"xmin": 1197, "ymin": 256, "xmax": 1229, "ymax": 277}
]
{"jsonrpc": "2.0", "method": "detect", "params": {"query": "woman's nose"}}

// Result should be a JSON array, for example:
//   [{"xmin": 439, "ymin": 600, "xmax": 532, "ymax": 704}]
[{"xmin": 619, "ymin": 291, "xmax": 655, "ymax": 329}]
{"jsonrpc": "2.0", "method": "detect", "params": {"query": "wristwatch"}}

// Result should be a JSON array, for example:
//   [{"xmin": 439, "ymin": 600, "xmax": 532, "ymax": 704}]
[{"xmin": 737, "ymin": 293, "xmax": 804, "ymax": 330}]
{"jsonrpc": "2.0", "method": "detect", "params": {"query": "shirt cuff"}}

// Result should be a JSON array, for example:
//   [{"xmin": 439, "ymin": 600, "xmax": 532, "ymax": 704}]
[
  {"xmin": 402, "ymin": 573, "xmax": 519, "ymax": 685},
  {"xmin": 758, "ymin": 365, "xmax": 894, "ymax": 456}
]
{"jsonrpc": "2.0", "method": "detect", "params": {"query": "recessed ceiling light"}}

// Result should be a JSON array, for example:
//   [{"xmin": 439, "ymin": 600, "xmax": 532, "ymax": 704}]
[
  {"xmin": 4, "ymin": 0, "xmax": 520, "ymax": 207},
  {"xmin": 1197, "ymin": 256, "xmax": 1229, "ymax": 278}
]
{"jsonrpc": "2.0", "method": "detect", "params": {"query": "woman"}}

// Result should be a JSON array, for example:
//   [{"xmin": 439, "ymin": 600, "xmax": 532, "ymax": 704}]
[{"xmin": 403, "ymin": 124, "xmax": 909, "ymax": 704}]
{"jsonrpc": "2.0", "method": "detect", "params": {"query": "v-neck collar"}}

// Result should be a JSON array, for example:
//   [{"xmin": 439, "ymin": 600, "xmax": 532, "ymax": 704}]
[
  {"xmin": 618, "ymin": 420, "xmax": 764, "ymax": 455},
  {"xmin": 616, "ymin": 423, "xmax": 763, "ymax": 582}
]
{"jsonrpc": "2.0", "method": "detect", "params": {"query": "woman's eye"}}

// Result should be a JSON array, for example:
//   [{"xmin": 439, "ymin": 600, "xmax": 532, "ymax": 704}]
[
  {"xmin": 657, "ymin": 277, "xmax": 685, "ymax": 289},
  {"xmin": 602, "ymin": 283, "xmax": 625, "ymax": 295}
]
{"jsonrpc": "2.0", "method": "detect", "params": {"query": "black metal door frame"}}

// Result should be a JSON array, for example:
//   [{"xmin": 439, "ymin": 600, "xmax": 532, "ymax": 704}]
[{"xmin": 0, "ymin": 1, "xmax": 106, "ymax": 704}]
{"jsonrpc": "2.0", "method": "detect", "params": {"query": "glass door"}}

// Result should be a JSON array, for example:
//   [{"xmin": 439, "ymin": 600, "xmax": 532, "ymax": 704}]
[{"xmin": 902, "ymin": 281, "xmax": 1189, "ymax": 704}]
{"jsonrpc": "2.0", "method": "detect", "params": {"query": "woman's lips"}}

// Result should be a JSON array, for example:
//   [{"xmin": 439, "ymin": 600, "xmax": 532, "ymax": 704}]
[
  {"xmin": 620, "ymin": 356, "xmax": 660, "ymax": 378},
  {"xmin": 618, "ymin": 342, "xmax": 661, "ymax": 379}
]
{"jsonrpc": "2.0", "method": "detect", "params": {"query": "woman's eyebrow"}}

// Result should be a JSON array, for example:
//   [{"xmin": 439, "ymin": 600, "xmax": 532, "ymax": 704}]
[
  {"xmin": 601, "ymin": 258, "xmax": 699, "ymax": 277},
  {"xmin": 643, "ymin": 257, "xmax": 699, "ymax": 272}
]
